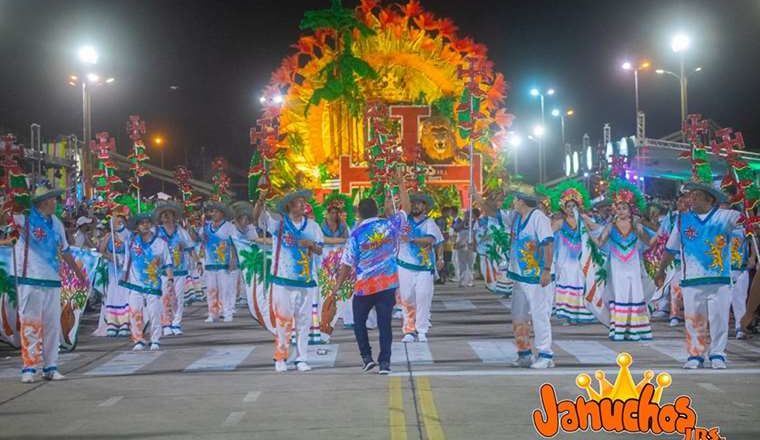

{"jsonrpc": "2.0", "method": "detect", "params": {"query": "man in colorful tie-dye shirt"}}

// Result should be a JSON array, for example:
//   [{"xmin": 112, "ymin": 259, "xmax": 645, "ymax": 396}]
[{"xmin": 334, "ymin": 172, "xmax": 410, "ymax": 374}]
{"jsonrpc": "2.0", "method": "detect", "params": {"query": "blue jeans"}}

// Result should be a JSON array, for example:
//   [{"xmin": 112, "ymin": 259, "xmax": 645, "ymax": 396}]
[{"xmin": 353, "ymin": 288, "xmax": 396, "ymax": 365}]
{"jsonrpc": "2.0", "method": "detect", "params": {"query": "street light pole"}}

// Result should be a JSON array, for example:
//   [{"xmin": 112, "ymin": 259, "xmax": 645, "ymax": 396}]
[
  {"xmin": 539, "ymin": 94, "xmax": 545, "ymax": 183},
  {"xmin": 679, "ymin": 53, "xmax": 687, "ymax": 124},
  {"xmin": 633, "ymin": 68, "xmax": 640, "ymax": 117}
]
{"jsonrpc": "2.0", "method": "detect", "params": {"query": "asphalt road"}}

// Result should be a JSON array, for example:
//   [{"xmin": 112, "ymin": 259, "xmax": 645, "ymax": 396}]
[{"xmin": 1, "ymin": 283, "xmax": 758, "ymax": 439}]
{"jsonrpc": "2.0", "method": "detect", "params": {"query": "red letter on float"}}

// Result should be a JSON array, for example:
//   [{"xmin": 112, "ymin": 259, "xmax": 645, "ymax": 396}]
[{"xmin": 389, "ymin": 105, "xmax": 431, "ymax": 162}]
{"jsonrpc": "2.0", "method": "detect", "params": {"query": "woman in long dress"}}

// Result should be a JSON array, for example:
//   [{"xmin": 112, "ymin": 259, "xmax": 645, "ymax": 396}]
[
  {"xmin": 591, "ymin": 180, "xmax": 653, "ymax": 341},
  {"xmin": 93, "ymin": 211, "xmax": 132, "ymax": 337}
]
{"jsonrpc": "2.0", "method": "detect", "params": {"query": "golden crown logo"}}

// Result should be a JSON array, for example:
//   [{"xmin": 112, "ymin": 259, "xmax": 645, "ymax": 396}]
[{"xmin": 575, "ymin": 352, "xmax": 672, "ymax": 403}]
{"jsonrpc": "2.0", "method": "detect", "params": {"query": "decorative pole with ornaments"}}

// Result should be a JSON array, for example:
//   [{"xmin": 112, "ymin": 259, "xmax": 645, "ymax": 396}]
[{"xmin": 126, "ymin": 115, "xmax": 149, "ymax": 213}]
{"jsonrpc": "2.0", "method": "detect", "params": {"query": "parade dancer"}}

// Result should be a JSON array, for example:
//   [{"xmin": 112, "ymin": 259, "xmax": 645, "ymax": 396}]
[
  {"xmin": 253, "ymin": 189, "xmax": 324, "ymax": 372},
  {"xmin": 155, "ymin": 201, "xmax": 195, "ymax": 336},
  {"xmin": 502, "ymin": 191, "xmax": 555, "ymax": 369},
  {"xmin": 657, "ymin": 183, "xmax": 740, "ymax": 369},
  {"xmin": 94, "ymin": 206, "xmax": 132, "ymax": 337},
  {"xmin": 591, "ymin": 179, "xmax": 653, "ymax": 341},
  {"xmin": 657, "ymin": 193, "xmax": 690, "ymax": 327},
  {"xmin": 397, "ymin": 192, "xmax": 443, "ymax": 343},
  {"xmin": 231, "ymin": 201, "xmax": 259, "ymax": 306},
  {"xmin": 472, "ymin": 190, "xmax": 513, "ymax": 295},
  {"xmin": 332, "ymin": 174, "xmax": 409, "ymax": 375},
  {"xmin": 319, "ymin": 195, "xmax": 353, "ymax": 330},
  {"xmin": 549, "ymin": 181, "xmax": 597, "ymax": 324},
  {"xmin": 453, "ymin": 210, "xmax": 476, "ymax": 288},
  {"xmin": 197, "ymin": 202, "xmax": 237, "ymax": 322},
  {"xmin": 120, "ymin": 211, "xmax": 173, "ymax": 351},
  {"xmin": 729, "ymin": 224, "xmax": 751, "ymax": 340},
  {"xmin": 12, "ymin": 184, "xmax": 86, "ymax": 383}
]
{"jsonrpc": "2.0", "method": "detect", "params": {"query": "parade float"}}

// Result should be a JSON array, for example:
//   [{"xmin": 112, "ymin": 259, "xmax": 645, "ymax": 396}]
[
  {"xmin": 240, "ymin": 0, "xmax": 517, "ymax": 335},
  {"xmin": 249, "ymin": 0, "xmax": 514, "ymax": 208}
]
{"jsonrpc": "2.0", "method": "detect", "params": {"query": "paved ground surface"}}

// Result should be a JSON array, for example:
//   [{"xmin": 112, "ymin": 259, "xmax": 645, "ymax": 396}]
[{"xmin": 1, "ymin": 283, "xmax": 759, "ymax": 439}]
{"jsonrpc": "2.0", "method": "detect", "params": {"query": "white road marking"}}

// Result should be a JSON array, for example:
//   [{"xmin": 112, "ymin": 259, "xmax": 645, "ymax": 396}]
[
  {"xmin": 222, "ymin": 411, "xmax": 246, "ymax": 427},
  {"xmin": 185, "ymin": 346, "xmax": 255, "ymax": 372},
  {"xmin": 697, "ymin": 382, "xmax": 724, "ymax": 393},
  {"xmin": 0, "ymin": 353, "xmax": 80, "ymax": 379},
  {"xmin": 391, "ymin": 342, "xmax": 433, "ymax": 365},
  {"xmin": 390, "ymin": 368, "xmax": 760, "ymax": 377},
  {"xmin": 642, "ymin": 340, "xmax": 689, "ymax": 363},
  {"xmin": 732, "ymin": 401, "xmax": 753, "ymax": 408},
  {"xmin": 468, "ymin": 340, "xmax": 518, "ymax": 363},
  {"xmin": 731, "ymin": 341, "xmax": 760, "ymax": 355},
  {"xmin": 287, "ymin": 344, "xmax": 339, "ymax": 369},
  {"xmin": 555, "ymin": 340, "xmax": 618, "ymax": 364},
  {"xmin": 85, "ymin": 351, "xmax": 163, "ymax": 376},
  {"xmin": 443, "ymin": 299, "xmax": 476, "ymax": 311},
  {"xmin": 243, "ymin": 391, "xmax": 261, "ymax": 403},
  {"xmin": 97, "ymin": 396, "xmax": 124, "ymax": 407},
  {"xmin": 499, "ymin": 299, "xmax": 512, "ymax": 310}
]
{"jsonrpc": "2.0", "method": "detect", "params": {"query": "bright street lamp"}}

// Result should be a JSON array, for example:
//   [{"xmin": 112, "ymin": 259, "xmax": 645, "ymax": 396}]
[
  {"xmin": 154, "ymin": 137, "xmax": 166, "ymax": 193},
  {"xmin": 78, "ymin": 45, "xmax": 98, "ymax": 65},
  {"xmin": 547, "ymin": 88, "xmax": 555, "ymax": 96},
  {"xmin": 552, "ymin": 107, "xmax": 574, "ymax": 149},
  {"xmin": 551, "ymin": 109, "xmax": 560, "ymax": 117},
  {"xmin": 533, "ymin": 125, "xmax": 545, "ymax": 138},
  {"xmin": 620, "ymin": 59, "xmax": 651, "ymax": 121},
  {"xmin": 671, "ymin": 33, "xmax": 690, "ymax": 53},
  {"xmin": 530, "ymin": 88, "xmax": 539, "ymax": 97},
  {"xmin": 86, "ymin": 73, "xmax": 100, "ymax": 83}
]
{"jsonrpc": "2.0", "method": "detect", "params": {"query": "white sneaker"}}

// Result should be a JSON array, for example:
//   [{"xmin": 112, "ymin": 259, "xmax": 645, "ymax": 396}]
[
  {"xmin": 512, "ymin": 356, "xmax": 533, "ymax": 368},
  {"xmin": 669, "ymin": 318, "xmax": 680, "ymax": 327},
  {"xmin": 393, "ymin": 310, "xmax": 403, "ymax": 320},
  {"xmin": 274, "ymin": 360, "xmax": 287, "ymax": 373},
  {"xmin": 711, "ymin": 358, "xmax": 727, "ymax": 369},
  {"xmin": 530, "ymin": 357, "xmax": 555, "ymax": 369},
  {"xmin": 683, "ymin": 359, "xmax": 703, "ymax": 369},
  {"xmin": 172, "ymin": 327, "xmax": 184, "ymax": 336},
  {"xmin": 43, "ymin": 370, "xmax": 65, "ymax": 381},
  {"xmin": 736, "ymin": 330, "xmax": 747, "ymax": 340},
  {"xmin": 417, "ymin": 333, "xmax": 428, "ymax": 342},
  {"xmin": 21, "ymin": 372, "xmax": 37, "ymax": 383},
  {"xmin": 132, "ymin": 342, "xmax": 146, "ymax": 351},
  {"xmin": 163, "ymin": 327, "xmax": 173, "ymax": 336},
  {"xmin": 204, "ymin": 316, "xmax": 215, "ymax": 323},
  {"xmin": 402, "ymin": 334, "xmax": 416, "ymax": 343},
  {"xmin": 652, "ymin": 310, "xmax": 668, "ymax": 319},
  {"xmin": 296, "ymin": 362, "xmax": 312, "ymax": 372},
  {"xmin": 223, "ymin": 316, "xmax": 233, "ymax": 323},
  {"xmin": 117, "ymin": 329, "xmax": 131, "ymax": 337},
  {"xmin": 149, "ymin": 343, "xmax": 161, "ymax": 351}
]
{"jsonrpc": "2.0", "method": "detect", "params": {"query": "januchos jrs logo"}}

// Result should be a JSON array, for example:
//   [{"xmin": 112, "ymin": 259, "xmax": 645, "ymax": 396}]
[{"xmin": 531, "ymin": 353, "xmax": 725, "ymax": 439}]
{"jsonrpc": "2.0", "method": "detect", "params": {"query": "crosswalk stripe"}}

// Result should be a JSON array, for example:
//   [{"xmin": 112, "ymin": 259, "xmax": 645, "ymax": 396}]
[
  {"xmin": 468, "ymin": 340, "xmax": 518, "ymax": 363},
  {"xmin": 555, "ymin": 340, "xmax": 618, "ymax": 364},
  {"xmin": 97, "ymin": 396, "xmax": 124, "ymax": 407},
  {"xmin": 0, "ymin": 353, "xmax": 80, "ymax": 378},
  {"xmin": 222, "ymin": 411, "xmax": 246, "ymax": 427},
  {"xmin": 391, "ymin": 342, "xmax": 433, "ymax": 365},
  {"xmin": 289, "ymin": 344, "xmax": 339, "ymax": 369},
  {"xmin": 642, "ymin": 340, "xmax": 688, "ymax": 363},
  {"xmin": 185, "ymin": 346, "xmax": 255, "ymax": 372},
  {"xmin": 243, "ymin": 391, "xmax": 261, "ymax": 403},
  {"xmin": 442, "ymin": 300, "xmax": 476, "ymax": 311},
  {"xmin": 85, "ymin": 351, "xmax": 163, "ymax": 376},
  {"xmin": 697, "ymin": 382, "xmax": 724, "ymax": 393},
  {"xmin": 732, "ymin": 341, "xmax": 760, "ymax": 356}
]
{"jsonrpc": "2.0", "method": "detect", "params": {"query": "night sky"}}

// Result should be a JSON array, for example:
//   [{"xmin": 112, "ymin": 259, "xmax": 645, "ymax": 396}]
[{"xmin": 2, "ymin": 0, "xmax": 759, "ymax": 185}]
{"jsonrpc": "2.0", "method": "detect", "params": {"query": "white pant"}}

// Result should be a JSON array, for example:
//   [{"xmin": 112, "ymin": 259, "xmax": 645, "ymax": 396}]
[
  {"xmin": 18, "ymin": 285, "xmax": 61, "ymax": 373},
  {"xmin": 128, "ymin": 292, "xmax": 162, "ymax": 344},
  {"xmin": 398, "ymin": 267, "xmax": 435, "ymax": 335},
  {"xmin": 161, "ymin": 276, "xmax": 187, "ymax": 329},
  {"xmin": 512, "ymin": 281, "xmax": 554, "ymax": 358},
  {"xmin": 204, "ymin": 270, "xmax": 236, "ymax": 319},
  {"xmin": 338, "ymin": 297, "xmax": 354, "ymax": 325},
  {"xmin": 455, "ymin": 249, "xmax": 474, "ymax": 287},
  {"xmin": 272, "ymin": 285, "xmax": 315, "ymax": 362},
  {"xmin": 731, "ymin": 271, "xmax": 749, "ymax": 332},
  {"xmin": 682, "ymin": 284, "xmax": 732, "ymax": 362}
]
